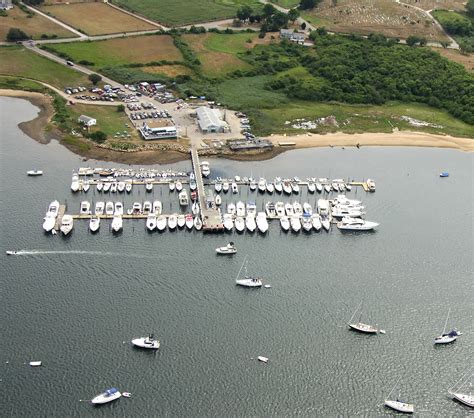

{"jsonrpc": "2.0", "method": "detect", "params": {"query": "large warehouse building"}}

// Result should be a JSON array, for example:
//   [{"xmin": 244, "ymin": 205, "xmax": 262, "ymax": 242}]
[{"xmin": 196, "ymin": 106, "xmax": 230, "ymax": 133}]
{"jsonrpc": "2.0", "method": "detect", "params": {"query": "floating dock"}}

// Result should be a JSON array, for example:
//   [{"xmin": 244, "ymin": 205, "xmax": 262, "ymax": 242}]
[{"xmin": 54, "ymin": 205, "xmax": 66, "ymax": 231}]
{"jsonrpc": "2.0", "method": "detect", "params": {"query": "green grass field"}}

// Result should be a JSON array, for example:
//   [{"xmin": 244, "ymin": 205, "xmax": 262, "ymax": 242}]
[
  {"xmin": 270, "ymin": 0, "xmax": 300, "ymax": 8},
  {"xmin": 44, "ymin": 35, "xmax": 183, "ymax": 68},
  {"xmin": 0, "ymin": 46, "xmax": 89, "ymax": 89},
  {"xmin": 113, "ymin": 0, "xmax": 261, "ymax": 26}
]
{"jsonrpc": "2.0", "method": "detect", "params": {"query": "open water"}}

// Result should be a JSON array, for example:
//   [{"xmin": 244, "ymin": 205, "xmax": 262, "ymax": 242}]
[{"xmin": 1, "ymin": 97, "xmax": 473, "ymax": 416}]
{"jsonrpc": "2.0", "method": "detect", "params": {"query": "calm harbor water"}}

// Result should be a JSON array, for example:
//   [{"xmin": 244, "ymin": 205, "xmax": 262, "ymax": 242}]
[{"xmin": 1, "ymin": 97, "xmax": 473, "ymax": 417}]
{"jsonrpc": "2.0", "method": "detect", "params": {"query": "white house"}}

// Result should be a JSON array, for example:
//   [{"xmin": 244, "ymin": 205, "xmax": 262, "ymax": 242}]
[
  {"xmin": 139, "ymin": 120, "xmax": 177, "ymax": 140},
  {"xmin": 78, "ymin": 115, "xmax": 97, "ymax": 127},
  {"xmin": 280, "ymin": 29, "xmax": 306, "ymax": 44},
  {"xmin": 196, "ymin": 106, "xmax": 229, "ymax": 133},
  {"xmin": 0, "ymin": 0, "xmax": 13, "ymax": 10}
]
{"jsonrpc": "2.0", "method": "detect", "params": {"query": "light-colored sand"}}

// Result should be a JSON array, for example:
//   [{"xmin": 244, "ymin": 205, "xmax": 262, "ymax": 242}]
[{"xmin": 267, "ymin": 131, "xmax": 474, "ymax": 152}]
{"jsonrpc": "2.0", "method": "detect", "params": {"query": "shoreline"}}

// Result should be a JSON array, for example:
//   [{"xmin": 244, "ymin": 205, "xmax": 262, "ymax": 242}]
[{"xmin": 1, "ymin": 90, "xmax": 473, "ymax": 166}]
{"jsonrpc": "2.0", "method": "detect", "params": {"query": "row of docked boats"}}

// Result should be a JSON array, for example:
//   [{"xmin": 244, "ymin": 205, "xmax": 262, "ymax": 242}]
[
  {"xmin": 145, "ymin": 214, "xmax": 202, "ymax": 231},
  {"xmin": 77, "ymin": 166, "xmax": 187, "ymax": 179}
]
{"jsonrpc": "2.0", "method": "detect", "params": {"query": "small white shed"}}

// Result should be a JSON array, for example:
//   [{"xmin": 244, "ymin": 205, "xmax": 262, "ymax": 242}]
[{"xmin": 78, "ymin": 115, "xmax": 97, "ymax": 127}]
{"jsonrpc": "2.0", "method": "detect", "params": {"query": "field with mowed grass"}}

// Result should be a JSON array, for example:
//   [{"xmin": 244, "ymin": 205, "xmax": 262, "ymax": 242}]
[
  {"xmin": 0, "ymin": 6, "xmax": 76, "ymax": 41},
  {"xmin": 44, "ymin": 35, "xmax": 183, "ymax": 68},
  {"xmin": 113, "ymin": 0, "xmax": 261, "ymax": 26},
  {"xmin": 270, "ymin": 0, "xmax": 300, "ymax": 8},
  {"xmin": 0, "ymin": 46, "xmax": 89, "ymax": 89},
  {"xmin": 40, "ymin": 3, "xmax": 158, "ymax": 35}
]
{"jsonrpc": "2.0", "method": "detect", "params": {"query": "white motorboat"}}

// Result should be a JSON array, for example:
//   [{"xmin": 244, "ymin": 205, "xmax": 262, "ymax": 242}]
[
  {"xmin": 153, "ymin": 200, "xmax": 162, "ymax": 215},
  {"xmin": 194, "ymin": 216, "xmax": 203, "ymax": 230},
  {"xmin": 321, "ymin": 217, "xmax": 330, "ymax": 231},
  {"xmin": 91, "ymin": 388, "xmax": 122, "ymax": 405},
  {"xmin": 117, "ymin": 181, "xmax": 125, "ymax": 193},
  {"xmin": 275, "ymin": 202, "xmax": 285, "ymax": 217},
  {"xmin": 192, "ymin": 201, "xmax": 200, "ymax": 215},
  {"xmin": 6, "ymin": 250, "xmax": 21, "ymax": 255},
  {"xmin": 168, "ymin": 214, "xmax": 178, "ymax": 230},
  {"xmin": 236, "ymin": 201, "xmax": 245, "ymax": 217},
  {"xmin": 303, "ymin": 202, "xmax": 313, "ymax": 216},
  {"xmin": 280, "ymin": 216, "xmax": 290, "ymax": 231},
  {"xmin": 434, "ymin": 308, "xmax": 461, "ymax": 344},
  {"xmin": 215, "ymin": 194, "xmax": 222, "ymax": 206},
  {"xmin": 384, "ymin": 400, "xmax": 414, "ymax": 414},
  {"xmin": 169, "ymin": 181, "xmax": 176, "ymax": 192},
  {"xmin": 60, "ymin": 215, "xmax": 73, "ymax": 235},
  {"xmin": 156, "ymin": 215, "xmax": 167, "ymax": 231},
  {"xmin": 317, "ymin": 199, "xmax": 330, "ymax": 216},
  {"xmin": 246, "ymin": 201, "xmax": 257, "ymax": 217},
  {"xmin": 245, "ymin": 214, "xmax": 256, "ymax": 232},
  {"xmin": 189, "ymin": 179, "xmax": 197, "ymax": 191},
  {"xmin": 105, "ymin": 201, "xmax": 114, "ymax": 216},
  {"xmin": 235, "ymin": 216, "xmax": 245, "ymax": 232},
  {"xmin": 290, "ymin": 216, "xmax": 301, "ymax": 232},
  {"xmin": 142, "ymin": 201, "xmax": 152, "ymax": 214},
  {"xmin": 227, "ymin": 203, "xmax": 236, "ymax": 215},
  {"xmin": 337, "ymin": 217, "xmax": 379, "ymax": 231},
  {"xmin": 125, "ymin": 181, "xmax": 132, "ymax": 193},
  {"xmin": 110, "ymin": 182, "xmax": 117, "ymax": 193},
  {"xmin": 111, "ymin": 215, "xmax": 123, "ymax": 232},
  {"xmin": 89, "ymin": 216, "xmax": 100, "ymax": 232},
  {"xmin": 131, "ymin": 202, "xmax": 142, "ymax": 214},
  {"xmin": 307, "ymin": 181, "xmax": 316, "ymax": 193},
  {"xmin": 146, "ymin": 213, "xmax": 157, "ymax": 231},
  {"xmin": 265, "ymin": 202, "xmax": 276, "ymax": 217},
  {"xmin": 42, "ymin": 213, "xmax": 56, "ymax": 232},
  {"xmin": 223, "ymin": 213, "xmax": 234, "ymax": 231},
  {"xmin": 332, "ymin": 207, "xmax": 365, "ymax": 218},
  {"xmin": 315, "ymin": 181, "xmax": 323, "ymax": 193},
  {"xmin": 311, "ymin": 214, "xmax": 322, "ymax": 231},
  {"xmin": 293, "ymin": 201, "xmax": 303, "ymax": 216},
  {"xmin": 266, "ymin": 182, "xmax": 274, "ymax": 194},
  {"xmin": 145, "ymin": 180, "xmax": 153, "ymax": 192},
  {"xmin": 258, "ymin": 356, "xmax": 269, "ymax": 363},
  {"xmin": 114, "ymin": 202, "xmax": 123, "ymax": 216},
  {"xmin": 235, "ymin": 256, "xmax": 262, "ymax": 288},
  {"xmin": 332, "ymin": 181, "xmax": 339, "ymax": 192},
  {"xmin": 284, "ymin": 202, "xmax": 294, "ymax": 216},
  {"xmin": 95, "ymin": 201, "xmax": 105, "ymax": 216},
  {"xmin": 216, "ymin": 242, "xmax": 237, "ymax": 255},
  {"xmin": 103, "ymin": 181, "xmax": 111, "ymax": 193},
  {"xmin": 367, "ymin": 178, "xmax": 376, "ymax": 192},
  {"xmin": 256, "ymin": 212, "xmax": 269, "ymax": 233},
  {"xmin": 27, "ymin": 170, "xmax": 43, "ymax": 176},
  {"xmin": 249, "ymin": 178, "xmax": 257, "ymax": 191},
  {"xmin": 334, "ymin": 195, "xmax": 363, "ymax": 207},
  {"xmin": 131, "ymin": 334, "xmax": 160, "ymax": 349},
  {"xmin": 80, "ymin": 201, "xmax": 91, "ymax": 215},
  {"xmin": 185, "ymin": 214, "xmax": 194, "ymax": 230},
  {"xmin": 274, "ymin": 177, "xmax": 283, "ymax": 193},
  {"xmin": 302, "ymin": 214, "xmax": 313, "ymax": 232},
  {"xmin": 291, "ymin": 181, "xmax": 300, "ymax": 194},
  {"xmin": 71, "ymin": 174, "xmax": 79, "ymax": 192},
  {"xmin": 201, "ymin": 161, "xmax": 210, "ymax": 177},
  {"xmin": 82, "ymin": 180, "xmax": 90, "ymax": 192},
  {"xmin": 231, "ymin": 182, "xmax": 238, "ymax": 194},
  {"xmin": 324, "ymin": 184, "xmax": 331, "ymax": 193},
  {"xmin": 451, "ymin": 393, "xmax": 474, "ymax": 408},
  {"xmin": 214, "ymin": 182, "xmax": 222, "ymax": 193},
  {"xmin": 222, "ymin": 182, "xmax": 229, "ymax": 193},
  {"xmin": 282, "ymin": 180, "xmax": 292, "ymax": 195},
  {"xmin": 179, "ymin": 190, "xmax": 189, "ymax": 206},
  {"xmin": 345, "ymin": 182, "xmax": 352, "ymax": 191},
  {"xmin": 175, "ymin": 181, "xmax": 183, "ymax": 192},
  {"xmin": 96, "ymin": 182, "xmax": 104, "ymax": 192},
  {"xmin": 258, "ymin": 178, "xmax": 266, "ymax": 193},
  {"xmin": 177, "ymin": 214, "xmax": 186, "ymax": 228},
  {"xmin": 47, "ymin": 200, "xmax": 59, "ymax": 217}
]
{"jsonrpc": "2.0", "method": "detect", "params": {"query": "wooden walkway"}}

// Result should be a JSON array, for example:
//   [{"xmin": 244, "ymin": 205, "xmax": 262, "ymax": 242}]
[{"xmin": 54, "ymin": 205, "xmax": 66, "ymax": 231}]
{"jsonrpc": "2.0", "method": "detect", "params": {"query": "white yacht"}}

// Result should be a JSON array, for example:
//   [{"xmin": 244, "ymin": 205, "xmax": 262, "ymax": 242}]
[
  {"xmin": 249, "ymin": 178, "xmax": 257, "ymax": 191},
  {"xmin": 321, "ymin": 217, "xmax": 331, "ymax": 231},
  {"xmin": 245, "ymin": 214, "xmax": 256, "ymax": 232},
  {"xmin": 332, "ymin": 207, "xmax": 365, "ymax": 218},
  {"xmin": 95, "ymin": 201, "xmax": 105, "ymax": 216},
  {"xmin": 307, "ymin": 181, "xmax": 316, "ymax": 193},
  {"xmin": 111, "ymin": 215, "xmax": 123, "ymax": 232},
  {"xmin": 153, "ymin": 200, "xmax": 162, "ymax": 215},
  {"xmin": 194, "ymin": 216, "xmax": 203, "ymax": 231},
  {"xmin": 434, "ymin": 309, "xmax": 461, "ymax": 344},
  {"xmin": 332, "ymin": 181, "xmax": 339, "ymax": 192},
  {"xmin": 70, "ymin": 174, "xmax": 80, "ymax": 192},
  {"xmin": 347, "ymin": 304, "xmax": 379, "ymax": 334},
  {"xmin": 125, "ymin": 180, "xmax": 132, "ymax": 193},
  {"xmin": 284, "ymin": 202, "xmax": 294, "ymax": 216},
  {"xmin": 274, "ymin": 177, "xmax": 283, "ymax": 193},
  {"xmin": 246, "ymin": 201, "xmax": 257, "ymax": 217},
  {"xmin": 265, "ymin": 202, "xmax": 276, "ymax": 217},
  {"xmin": 275, "ymin": 201, "xmax": 285, "ymax": 217},
  {"xmin": 222, "ymin": 182, "xmax": 229, "ymax": 193},
  {"xmin": 234, "ymin": 216, "xmax": 245, "ymax": 232},
  {"xmin": 179, "ymin": 190, "xmax": 189, "ymax": 207},
  {"xmin": 280, "ymin": 216, "xmax": 290, "ymax": 231},
  {"xmin": 82, "ymin": 180, "xmax": 90, "ymax": 193},
  {"xmin": 231, "ymin": 182, "xmax": 238, "ymax": 194},
  {"xmin": 290, "ymin": 216, "xmax": 301, "ymax": 232},
  {"xmin": 258, "ymin": 178, "xmax": 266, "ymax": 193},
  {"xmin": 291, "ymin": 181, "xmax": 300, "ymax": 194},
  {"xmin": 315, "ymin": 181, "xmax": 323, "ymax": 193},
  {"xmin": 337, "ymin": 217, "xmax": 379, "ymax": 231},
  {"xmin": 293, "ymin": 201, "xmax": 303, "ymax": 216},
  {"xmin": 103, "ymin": 181, "xmax": 111, "ymax": 193},
  {"xmin": 89, "ymin": 216, "xmax": 100, "ymax": 232},
  {"xmin": 114, "ymin": 202, "xmax": 123, "ymax": 216},
  {"xmin": 80, "ymin": 201, "xmax": 91, "ymax": 215},
  {"xmin": 175, "ymin": 181, "xmax": 183, "ymax": 192},
  {"xmin": 303, "ymin": 202, "xmax": 313, "ymax": 215},
  {"xmin": 223, "ymin": 213, "xmax": 234, "ymax": 231},
  {"xmin": 146, "ymin": 213, "xmax": 157, "ymax": 231},
  {"xmin": 189, "ymin": 179, "xmax": 197, "ymax": 191},
  {"xmin": 42, "ymin": 213, "xmax": 56, "ymax": 232},
  {"xmin": 256, "ymin": 212, "xmax": 269, "ymax": 233},
  {"xmin": 317, "ymin": 199, "xmax": 330, "ymax": 216},
  {"xmin": 91, "ymin": 388, "xmax": 122, "ymax": 405},
  {"xmin": 227, "ymin": 203, "xmax": 236, "ymax": 215},
  {"xmin": 324, "ymin": 184, "xmax": 331, "ymax": 193},
  {"xmin": 132, "ymin": 334, "xmax": 160, "ymax": 349},
  {"xmin": 145, "ymin": 180, "xmax": 153, "ymax": 193},
  {"xmin": 282, "ymin": 180, "xmax": 292, "ymax": 195},
  {"xmin": 345, "ymin": 182, "xmax": 352, "ymax": 191},
  {"xmin": 236, "ymin": 201, "xmax": 245, "ymax": 217},
  {"xmin": 302, "ymin": 214, "xmax": 313, "ymax": 232},
  {"xmin": 334, "ymin": 195, "xmax": 363, "ymax": 208},
  {"xmin": 96, "ymin": 182, "xmax": 104, "ymax": 192},
  {"xmin": 384, "ymin": 400, "xmax": 414, "ymax": 414},
  {"xmin": 311, "ymin": 214, "xmax": 322, "ymax": 231},
  {"xmin": 215, "ymin": 194, "xmax": 222, "ymax": 206},
  {"xmin": 105, "ymin": 201, "xmax": 114, "ymax": 216},
  {"xmin": 177, "ymin": 214, "xmax": 186, "ymax": 228},
  {"xmin": 192, "ymin": 201, "xmax": 200, "ymax": 215},
  {"xmin": 142, "ymin": 201, "xmax": 152, "ymax": 214},
  {"xmin": 367, "ymin": 178, "xmax": 376, "ymax": 192},
  {"xmin": 27, "ymin": 170, "xmax": 43, "ymax": 176},
  {"xmin": 214, "ymin": 181, "xmax": 222, "ymax": 193},
  {"xmin": 185, "ymin": 214, "xmax": 194, "ymax": 230},
  {"xmin": 60, "ymin": 215, "xmax": 74, "ymax": 235},
  {"xmin": 156, "ymin": 215, "xmax": 167, "ymax": 231},
  {"xmin": 201, "ymin": 161, "xmax": 210, "ymax": 177},
  {"xmin": 117, "ymin": 181, "xmax": 125, "ymax": 193},
  {"xmin": 110, "ymin": 182, "xmax": 117, "ymax": 193},
  {"xmin": 168, "ymin": 214, "xmax": 178, "ymax": 230},
  {"xmin": 235, "ymin": 257, "xmax": 262, "ymax": 288},
  {"xmin": 216, "ymin": 242, "xmax": 237, "ymax": 255},
  {"xmin": 47, "ymin": 200, "xmax": 59, "ymax": 217},
  {"xmin": 169, "ymin": 181, "xmax": 175, "ymax": 192}
]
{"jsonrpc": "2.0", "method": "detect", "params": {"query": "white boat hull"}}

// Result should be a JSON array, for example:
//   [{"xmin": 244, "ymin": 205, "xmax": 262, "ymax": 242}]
[
  {"xmin": 236, "ymin": 278, "xmax": 262, "ymax": 287},
  {"xmin": 452, "ymin": 392, "xmax": 474, "ymax": 407},
  {"xmin": 131, "ymin": 337, "xmax": 160, "ymax": 349},
  {"xmin": 384, "ymin": 400, "xmax": 414, "ymax": 413},
  {"xmin": 91, "ymin": 391, "xmax": 122, "ymax": 405}
]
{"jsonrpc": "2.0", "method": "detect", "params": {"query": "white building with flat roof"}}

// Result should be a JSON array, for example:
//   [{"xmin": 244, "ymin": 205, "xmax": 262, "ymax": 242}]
[
  {"xmin": 196, "ymin": 106, "xmax": 229, "ymax": 133},
  {"xmin": 78, "ymin": 115, "xmax": 97, "ymax": 127},
  {"xmin": 0, "ymin": 0, "xmax": 13, "ymax": 10}
]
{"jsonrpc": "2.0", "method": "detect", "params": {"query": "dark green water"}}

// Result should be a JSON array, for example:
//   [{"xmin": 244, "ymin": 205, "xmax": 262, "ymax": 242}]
[{"xmin": 1, "ymin": 97, "xmax": 473, "ymax": 417}]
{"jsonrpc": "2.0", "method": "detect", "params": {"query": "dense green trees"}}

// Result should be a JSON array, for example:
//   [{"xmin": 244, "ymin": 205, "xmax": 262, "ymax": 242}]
[
  {"xmin": 299, "ymin": 0, "xmax": 322, "ymax": 10},
  {"xmin": 467, "ymin": 0, "xmax": 474, "ymax": 17},
  {"xmin": 6, "ymin": 28, "xmax": 29, "ymax": 42},
  {"xmin": 88, "ymin": 73, "xmax": 102, "ymax": 85}
]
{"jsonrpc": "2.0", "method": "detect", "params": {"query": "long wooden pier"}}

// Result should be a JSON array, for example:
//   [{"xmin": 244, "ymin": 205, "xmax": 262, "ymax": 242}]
[{"xmin": 54, "ymin": 204, "xmax": 66, "ymax": 231}]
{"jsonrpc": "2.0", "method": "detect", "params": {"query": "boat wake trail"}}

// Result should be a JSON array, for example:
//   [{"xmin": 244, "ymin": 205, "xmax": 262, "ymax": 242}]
[{"xmin": 14, "ymin": 250, "xmax": 154, "ymax": 259}]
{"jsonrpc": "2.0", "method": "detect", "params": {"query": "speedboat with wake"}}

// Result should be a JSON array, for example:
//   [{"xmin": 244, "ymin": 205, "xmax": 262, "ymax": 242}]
[
  {"xmin": 91, "ymin": 388, "xmax": 122, "ymax": 405},
  {"xmin": 216, "ymin": 242, "xmax": 237, "ymax": 255},
  {"xmin": 6, "ymin": 250, "xmax": 20, "ymax": 255},
  {"xmin": 131, "ymin": 333, "xmax": 160, "ymax": 349}
]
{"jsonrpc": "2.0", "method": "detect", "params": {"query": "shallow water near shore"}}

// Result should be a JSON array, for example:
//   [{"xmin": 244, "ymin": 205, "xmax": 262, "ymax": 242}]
[{"xmin": 1, "ymin": 97, "xmax": 473, "ymax": 416}]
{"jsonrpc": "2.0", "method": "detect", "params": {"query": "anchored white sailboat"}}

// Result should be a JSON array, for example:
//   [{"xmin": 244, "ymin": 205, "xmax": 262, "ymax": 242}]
[
  {"xmin": 235, "ymin": 256, "xmax": 262, "ymax": 288},
  {"xmin": 348, "ymin": 303, "xmax": 379, "ymax": 334},
  {"xmin": 384, "ymin": 379, "xmax": 414, "ymax": 414},
  {"xmin": 449, "ymin": 371, "xmax": 474, "ymax": 408},
  {"xmin": 434, "ymin": 308, "xmax": 462, "ymax": 344}
]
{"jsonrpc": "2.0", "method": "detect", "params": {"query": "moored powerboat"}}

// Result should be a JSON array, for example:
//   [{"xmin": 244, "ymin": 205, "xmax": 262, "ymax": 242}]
[
  {"xmin": 311, "ymin": 214, "xmax": 322, "ymax": 231},
  {"xmin": 114, "ymin": 202, "xmax": 123, "ymax": 216},
  {"xmin": 145, "ymin": 180, "xmax": 153, "ymax": 193},
  {"xmin": 131, "ymin": 202, "xmax": 142, "ymax": 215},
  {"xmin": 185, "ymin": 214, "xmax": 194, "ymax": 229},
  {"xmin": 307, "ymin": 181, "xmax": 316, "ymax": 193},
  {"xmin": 302, "ymin": 214, "xmax": 313, "ymax": 232},
  {"xmin": 131, "ymin": 334, "xmax": 160, "ymax": 349},
  {"xmin": 214, "ymin": 181, "xmax": 222, "ymax": 193},
  {"xmin": 231, "ymin": 182, "xmax": 238, "ymax": 194},
  {"xmin": 71, "ymin": 174, "xmax": 79, "ymax": 192},
  {"xmin": 280, "ymin": 216, "xmax": 290, "ymax": 232},
  {"xmin": 215, "ymin": 194, "xmax": 222, "ymax": 206},
  {"xmin": 236, "ymin": 201, "xmax": 245, "ymax": 217},
  {"xmin": 96, "ymin": 182, "xmax": 104, "ymax": 192},
  {"xmin": 234, "ymin": 216, "xmax": 245, "ymax": 232},
  {"xmin": 265, "ymin": 202, "xmax": 276, "ymax": 217},
  {"xmin": 168, "ymin": 214, "xmax": 178, "ymax": 230},
  {"xmin": 227, "ymin": 202, "xmax": 236, "ymax": 215},
  {"xmin": 179, "ymin": 190, "xmax": 189, "ymax": 206},
  {"xmin": 177, "ymin": 214, "xmax": 186, "ymax": 228},
  {"xmin": 105, "ymin": 201, "xmax": 114, "ymax": 216},
  {"xmin": 82, "ymin": 180, "xmax": 90, "ymax": 192},
  {"xmin": 216, "ymin": 242, "xmax": 237, "ymax": 254},
  {"xmin": 111, "ymin": 215, "xmax": 123, "ymax": 232},
  {"xmin": 223, "ymin": 213, "xmax": 234, "ymax": 231},
  {"xmin": 284, "ymin": 202, "xmax": 294, "ymax": 217},
  {"xmin": 60, "ymin": 215, "xmax": 73, "ymax": 235},
  {"xmin": 275, "ymin": 201, "xmax": 285, "ymax": 217},
  {"xmin": 146, "ymin": 213, "xmax": 157, "ymax": 231},
  {"xmin": 42, "ymin": 213, "xmax": 56, "ymax": 232},
  {"xmin": 249, "ymin": 178, "xmax": 257, "ymax": 191},
  {"xmin": 153, "ymin": 200, "xmax": 162, "ymax": 215},
  {"xmin": 266, "ymin": 182, "xmax": 274, "ymax": 194},
  {"xmin": 142, "ymin": 201, "xmax": 152, "ymax": 214},
  {"xmin": 117, "ymin": 181, "xmax": 125, "ymax": 193},
  {"xmin": 274, "ymin": 177, "xmax": 283, "ymax": 193},
  {"xmin": 282, "ymin": 180, "xmax": 292, "ymax": 195},
  {"xmin": 201, "ymin": 161, "xmax": 210, "ymax": 177},
  {"xmin": 194, "ymin": 216, "xmax": 203, "ymax": 230},
  {"xmin": 91, "ymin": 388, "xmax": 122, "ymax": 405},
  {"xmin": 80, "ymin": 201, "xmax": 91, "ymax": 215},
  {"xmin": 290, "ymin": 216, "xmax": 301, "ymax": 232},
  {"xmin": 245, "ymin": 214, "xmax": 256, "ymax": 232},
  {"xmin": 337, "ymin": 217, "xmax": 379, "ymax": 231},
  {"xmin": 175, "ymin": 181, "xmax": 183, "ymax": 192},
  {"xmin": 89, "ymin": 216, "xmax": 100, "ymax": 232},
  {"xmin": 258, "ymin": 178, "xmax": 266, "ymax": 193},
  {"xmin": 95, "ymin": 201, "xmax": 105, "ymax": 216},
  {"xmin": 169, "ymin": 181, "xmax": 175, "ymax": 192},
  {"xmin": 222, "ymin": 182, "xmax": 229, "ymax": 193},
  {"xmin": 156, "ymin": 215, "xmax": 167, "ymax": 231},
  {"xmin": 256, "ymin": 212, "xmax": 269, "ymax": 233}
]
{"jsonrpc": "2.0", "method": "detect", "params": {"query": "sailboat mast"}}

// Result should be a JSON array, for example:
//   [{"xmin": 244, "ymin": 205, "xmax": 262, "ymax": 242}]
[
  {"xmin": 387, "ymin": 377, "xmax": 401, "ymax": 400},
  {"xmin": 442, "ymin": 308, "xmax": 451, "ymax": 334},
  {"xmin": 348, "ymin": 302, "xmax": 362, "ymax": 324},
  {"xmin": 235, "ymin": 255, "xmax": 248, "ymax": 281}
]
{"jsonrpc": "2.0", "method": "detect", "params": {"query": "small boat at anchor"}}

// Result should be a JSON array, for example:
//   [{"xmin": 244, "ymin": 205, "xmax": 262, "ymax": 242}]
[
  {"xmin": 348, "ymin": 303, "xmax": 379, "ymax": 334},
  {"xmin": 434, "ymin": 308, "xmax": 461, "ymax": 344},
  {"xmin": 216, "ymin": 242, "xmax": 237, "ymax": 255},
  {"xmin": 91, "ymin": 388, "xmax": 122, "ymax": 405},
  {"xmin": 235, "ymin": 256, "xmax": 262, "ymax": 288},
  {"xmin": 384, "ymin": 378, "xmax": 414, "ymax": 414},
  {"xmin": 27, "ymin": 170, "xmax": 43, "ymax": 176},
  {"xmin": 131, "ymin": 333, "xmax": 160, "ymax": 349}
]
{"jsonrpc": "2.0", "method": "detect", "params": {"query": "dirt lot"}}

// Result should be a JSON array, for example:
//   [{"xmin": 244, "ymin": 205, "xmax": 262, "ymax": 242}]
[
  {"xmin": 0, "ymin": 6, "xmax": 76, "ymax": 40},
  {"xmin": 40, "ymin": 3, "xmax": 157, "ymax": 35},
  {"xmin": 304, "ymin": 0, "xmax": 449, "ymax": 41},
  {"xmin": 433, "ymin": 48, "xmax": 474, "ymax": 72}
]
